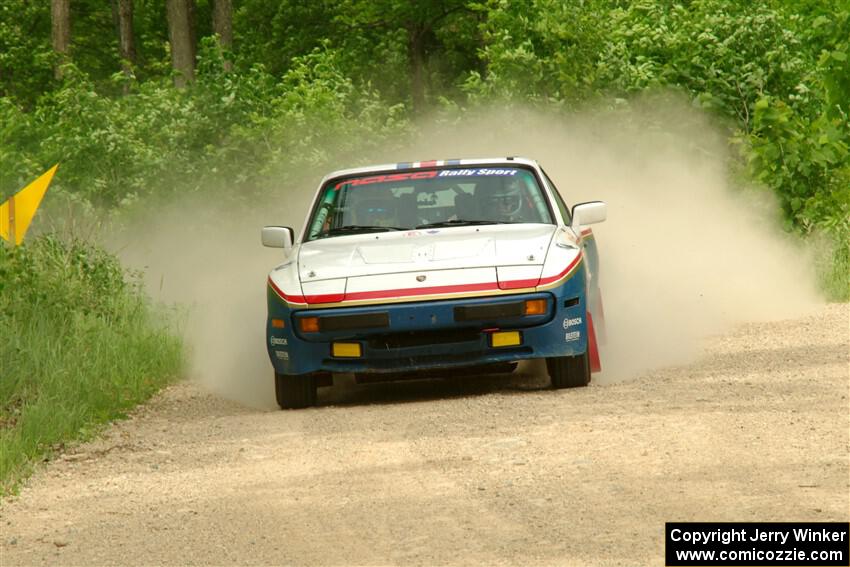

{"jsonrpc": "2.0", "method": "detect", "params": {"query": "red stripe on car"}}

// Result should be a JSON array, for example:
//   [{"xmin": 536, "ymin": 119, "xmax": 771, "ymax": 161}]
[
  {"xmin": 537, "ymin": 254, "xmax": 583, "ymax": 286},
  {"xmin": 268, "ymin": 278, "xmax": 306, "ymax": 304},
  {"xmin": 587, "ymin": 311, "xmax": 602, "ymax": 373},
  {"xmin": 271, "ymin": 254, "xmax": 582, "ymax": 305}
]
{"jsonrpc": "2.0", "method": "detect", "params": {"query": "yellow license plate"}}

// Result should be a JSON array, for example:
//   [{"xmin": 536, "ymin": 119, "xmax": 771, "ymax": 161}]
[
  {"xmin": 490, "ymin": 331, "xmax": 521, "ymax": 348},
  {"xmin": 332, "ymin": 342, "xmax": 362, "ymax": 358}
]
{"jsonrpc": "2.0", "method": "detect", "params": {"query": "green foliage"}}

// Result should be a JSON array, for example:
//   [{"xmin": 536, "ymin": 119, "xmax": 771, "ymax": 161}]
[
  {"xmin": 1, "ymin": 41, "xmax": 407, "ymax": 208},
  {"xmin": 0, "ymin": 236, "xmax": 183, "ymax": 493},
  {"xmin": 0, "ymin": 0, "xmax": 847, "ymax": 301},
  {"xmin": 741, "ymin": 7, "xmax": 850, "ymax": 300},
  {"xmin": 464, "ymin": 0, "xmax": 605, "ymax": 103},
  {"xmin": 601, "ymin": 2, "xmax": 812, "ymax": 124},
  {"xmin": 234, "ymin": 1, "xmax": 341, "ymax": 78},
  {"xmin": 747, "ymin": 97, "xmax": 848, "ymax": 223},
  {"xmin": 0, "ymin": 0, "xmax": 53, "ymax": 106},
  {"xmin": 0, "ymin": 3, "xmax": 847, "ymax": 494},
  {"xmin": 463, "ymin": 0, "xmax": 849, "ymax": 299},
  {"xmin": 230, "ymin": 43, "xmax": 409, "ymax": 172},
  {"xmin": 235, "ymin": 0, "xmax": 480, "ymax": 106}
]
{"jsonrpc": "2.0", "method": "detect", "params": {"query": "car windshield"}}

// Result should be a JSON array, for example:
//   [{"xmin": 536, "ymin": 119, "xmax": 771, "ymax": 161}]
[{"xmin": 306, "ymin": 167, "xmax": 553, "ymax": 240}]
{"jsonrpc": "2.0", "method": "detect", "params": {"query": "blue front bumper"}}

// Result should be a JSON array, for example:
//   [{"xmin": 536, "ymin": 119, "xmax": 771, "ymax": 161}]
[{"xmin": 267, "ymin": 267, "xmax": 589, "ymax": 376}]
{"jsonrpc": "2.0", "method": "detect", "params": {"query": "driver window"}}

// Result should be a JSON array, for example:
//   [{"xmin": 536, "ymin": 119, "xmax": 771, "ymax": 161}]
[{"xmin": 543, "ymin": 170, "xmax": 570, "ymax": 224}]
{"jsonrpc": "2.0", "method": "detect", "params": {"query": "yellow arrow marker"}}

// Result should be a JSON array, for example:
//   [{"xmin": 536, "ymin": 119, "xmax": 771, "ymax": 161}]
[{"xmin": 0, "ymin": 164, "xmax": 58, "ymax": 245}]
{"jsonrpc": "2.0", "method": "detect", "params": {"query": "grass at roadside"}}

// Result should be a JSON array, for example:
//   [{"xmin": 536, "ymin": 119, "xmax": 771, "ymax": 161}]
[
  {"xmin": 0, "ymin": 236, "xmax": 183, "ymax": 495},
  {"xmin": 822, "ymin": 250, "xmax": 850, "ymax": 302}
]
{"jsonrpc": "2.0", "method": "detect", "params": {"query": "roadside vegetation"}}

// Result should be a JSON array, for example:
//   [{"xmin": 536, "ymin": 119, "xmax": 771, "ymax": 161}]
[
  {"xmin": 0, "ymin": 0, "xmax": 846, "ymax": 491},
  {"xmin": 0, "ymin": 237, "xmax": 183, "ymax": 493},
  {"xmin": 2, "ymin": 0, "xmax": 847, "ymax": 298}
]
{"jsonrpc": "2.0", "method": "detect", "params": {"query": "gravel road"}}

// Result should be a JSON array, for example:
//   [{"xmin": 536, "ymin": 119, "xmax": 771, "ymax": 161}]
[{"xmin": 1, "ymin": 304, "xmax": 848, "ymax": 566}]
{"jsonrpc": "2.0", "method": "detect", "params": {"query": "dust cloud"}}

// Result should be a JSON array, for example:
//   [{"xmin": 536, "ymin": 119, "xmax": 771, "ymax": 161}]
[
  {"xmin": 117, "ymin": 192, "xmax": 315, "ymax": 409},
  {"xmin": 116, "ymin": 98, "xmax": 821, "ymax": 406}
]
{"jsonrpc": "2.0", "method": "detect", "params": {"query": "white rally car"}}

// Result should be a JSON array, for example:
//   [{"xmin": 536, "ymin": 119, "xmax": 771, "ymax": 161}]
[{"xmin": 262, "ymin": 157, "xmax": 606, "ymax": 408}]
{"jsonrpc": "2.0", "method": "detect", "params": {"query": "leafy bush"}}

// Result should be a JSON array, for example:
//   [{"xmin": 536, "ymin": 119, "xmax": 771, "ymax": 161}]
[
  {"xmin": 464, "ymin": 0, "xmax": 849, "ymax": 299},
  {"xmin": 463, "ymin": 0, "xmax": 605, "ymax": 104},
  {"xmin": 0, "ymin": 1, "xmax": 846, "ymax": 298},
  {"xmin": 0, "ymin": 236, "xmax": 183, "ymax": 493},
  {"xmin": 0, "ymin": 42, "xmax": 407, "ymax": 209},
  {"xmin": 0, "ymin": 0, "xmax": 53, "ymax": 106}
]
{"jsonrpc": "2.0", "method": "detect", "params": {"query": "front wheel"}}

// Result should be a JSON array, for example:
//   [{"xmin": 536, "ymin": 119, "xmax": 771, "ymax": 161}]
[
  {"xmin": 546, "ymin": 351, "xmax": 590, "ymax": 389},
  {"xmin": 275, "ymin": 372, "xmax": 317, "ymax": 409}
]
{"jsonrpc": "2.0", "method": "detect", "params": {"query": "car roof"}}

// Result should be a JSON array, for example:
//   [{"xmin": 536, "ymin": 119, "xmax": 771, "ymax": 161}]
[{"xmin": 319, "ymin": 157, "xmax": 540, "ymax": 185}]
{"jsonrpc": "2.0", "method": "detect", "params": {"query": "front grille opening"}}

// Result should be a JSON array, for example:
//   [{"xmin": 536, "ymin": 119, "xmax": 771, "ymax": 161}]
[
  {"xmin": 324, "ymin": 348, "xmax": 533, "ymax": 371},
  {"xmin": 320, "ymin": 312, "xmax": 389, "ymax": 331},
  {"xmin": 455, "ymin": 301, "xmax": 524, "ymax": 322},
  {"xmin": 368, "ymin": 328, "xmax": 480, "ymax": 349}
]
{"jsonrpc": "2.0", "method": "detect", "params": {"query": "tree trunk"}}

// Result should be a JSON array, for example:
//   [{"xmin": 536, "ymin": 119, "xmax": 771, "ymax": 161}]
[
  {"xmin": 111, "ymin": 0, "xmax": 136, "ymax": 92},
  {"xmin": 111, "ymin": 0, "xmax": 119, "ymax": 40},
  {"xmin": 116, "ymin": 0, "xmax": 136, "ymax": 65},
  {"xmin": 212, "ymin": 0, "xmax": 233, "ymax": 71},
  {"xmin": 188, "ymin": 0, "xmax": 197, "ymax": 62},
  {"xmin": 51, "ymin": 0, "xmax": 71, "ymax": 80},
  {"xmin": 166, "ymin": 0, "xmax": 195, "ymax": 87},
  {"xmin": 408, "ymin": 25, "xmax": 426, "ymax": 114}
]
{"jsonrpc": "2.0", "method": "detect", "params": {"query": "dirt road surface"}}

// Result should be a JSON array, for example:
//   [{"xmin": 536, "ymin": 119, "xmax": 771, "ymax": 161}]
[{"xmin": 1, "ymin": 304, "xmax": 848, "ymax": 566}]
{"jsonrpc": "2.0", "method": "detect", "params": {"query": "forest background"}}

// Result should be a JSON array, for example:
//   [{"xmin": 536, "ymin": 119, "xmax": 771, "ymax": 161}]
[
  {"xmin": 2, "ymin": 0, "xmax": 848, "ymax": 291},
  {"xmin": 0, "ymin": 0, "xmax": 848, "ymax": 491}
]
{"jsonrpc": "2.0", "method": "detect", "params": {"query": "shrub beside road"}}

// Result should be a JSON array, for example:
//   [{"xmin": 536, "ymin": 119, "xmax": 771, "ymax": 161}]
[{"xmin": 0, "ymin": 236, "xmax": 183, "ymax": 494}]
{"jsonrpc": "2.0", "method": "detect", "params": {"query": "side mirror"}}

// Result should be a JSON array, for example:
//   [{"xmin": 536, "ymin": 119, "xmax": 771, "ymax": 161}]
[
  {"xmin": 570, "ymin": 201, "xmax": 607, "ymax": 231},
  {"xmin": 262, "ymin": 226, "xmax": 294, "ymax": 249}
]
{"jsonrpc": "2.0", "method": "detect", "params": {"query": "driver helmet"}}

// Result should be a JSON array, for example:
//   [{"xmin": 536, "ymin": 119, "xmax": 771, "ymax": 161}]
[{"xmin": 488, "ymin": 178, "xmax": 523, "ymax": 217}]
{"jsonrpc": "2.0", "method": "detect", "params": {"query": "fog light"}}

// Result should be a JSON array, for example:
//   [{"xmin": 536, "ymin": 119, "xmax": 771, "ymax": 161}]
[
  {"xmin": 490, "ymin": 331, "xmax": 521, "ymax": 348},
  {"xmin": 332, "ymin": 342, "xmax": 362, "ymax": 358},
  {"xmin": 299, "ymin": 317, "xmax": 320, "ymax": 333},
  {"xmin": 271, "ymin": 318, "xmax": 285, "ymax": 328},
  {"xmin": 524, "ymin": 299, "xmax": 546, "ymax": 315}
]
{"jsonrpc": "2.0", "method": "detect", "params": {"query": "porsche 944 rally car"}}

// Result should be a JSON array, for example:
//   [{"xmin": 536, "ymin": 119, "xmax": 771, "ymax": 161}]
[{"xmin": 262, "ymin": 157, "xmax": 606, "ymax": 408}]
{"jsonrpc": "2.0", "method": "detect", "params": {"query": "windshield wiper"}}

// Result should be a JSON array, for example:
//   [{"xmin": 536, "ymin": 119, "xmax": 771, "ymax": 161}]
[
  {"xmin": 415, "ymin": 219, "xmax": 512, "ymax": 229},
  {"xmin": 325, "ymin": 225, "xmax": 404, "ymax": 236}
]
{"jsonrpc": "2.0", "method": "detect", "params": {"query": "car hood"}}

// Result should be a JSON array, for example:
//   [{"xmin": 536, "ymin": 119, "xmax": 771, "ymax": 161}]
[{"xmin": 296, "ymin": 225, "xmax": 556, "ymax": 303}]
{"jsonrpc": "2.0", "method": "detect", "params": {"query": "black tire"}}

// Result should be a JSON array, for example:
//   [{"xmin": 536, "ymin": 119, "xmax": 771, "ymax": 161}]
[
  {"xmin": 547, "ymin": 351, "xmax": 591, "ymax": 389},
  {"xmin": 275, "ymin": 372, "xmax": 317, "ymax": 409}
]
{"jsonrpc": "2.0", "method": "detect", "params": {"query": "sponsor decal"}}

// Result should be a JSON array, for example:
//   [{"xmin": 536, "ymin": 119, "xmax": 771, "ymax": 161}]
[
  {"xmin": 334, "ymin": 170, "xmax": 438, "ymax": 189},
  {"xmin": 270, "ymin": 337, "xmax": 288, "ymax": 346},
  {"xmin": 565, "ymin": 331, "xmax": 580, "ymax": 342},
  {"xmin": 334, "ymin": 168, "xmax": 518, "ymax": 188},
  {"xmin": 437, "ymin": 168, "xmax": 518, "ymax": 177},
  {"xmin": 275, "ymin": 350, "xmax": 290, "ymax": 360},
  {"xmin": 562, "ymin": 317, "xmax": 582, "ymax": 329}
]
